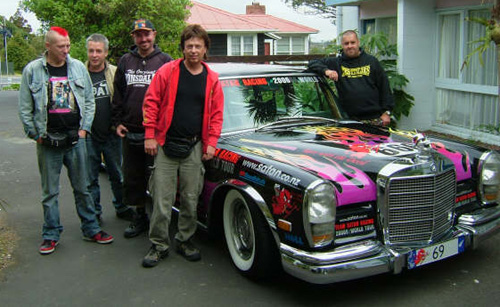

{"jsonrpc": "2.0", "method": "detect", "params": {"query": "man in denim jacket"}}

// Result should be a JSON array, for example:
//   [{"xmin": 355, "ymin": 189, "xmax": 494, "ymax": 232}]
[{"xmin": 18, "ymin": 27, "xmax": 114, "ymax": 255}]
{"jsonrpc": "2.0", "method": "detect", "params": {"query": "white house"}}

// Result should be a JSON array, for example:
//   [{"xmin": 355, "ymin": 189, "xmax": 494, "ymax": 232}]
[
  {"xmin": 187, "ymin": 1, "xmax": 318, "ymax": 56},
  {"xmin": 329, "ymin": 0, "xmax": 499, "ymax": 145}
]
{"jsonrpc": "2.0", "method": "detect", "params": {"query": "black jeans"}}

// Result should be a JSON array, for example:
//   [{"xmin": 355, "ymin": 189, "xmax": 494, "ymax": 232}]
[{"xmin": 122, "ymin": 137, "xmax": 154, "ymax": 208}]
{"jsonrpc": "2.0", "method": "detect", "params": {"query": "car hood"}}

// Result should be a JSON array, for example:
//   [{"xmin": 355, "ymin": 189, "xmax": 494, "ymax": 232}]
[{"xmin": 220, "ymin": 123, "xmax": 473, "ymax": 206}]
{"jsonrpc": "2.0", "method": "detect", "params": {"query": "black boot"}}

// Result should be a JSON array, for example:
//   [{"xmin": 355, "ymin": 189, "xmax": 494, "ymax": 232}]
[{"xmin": 124, "ymin": 211, "xmax": 149, "ymax": 238}]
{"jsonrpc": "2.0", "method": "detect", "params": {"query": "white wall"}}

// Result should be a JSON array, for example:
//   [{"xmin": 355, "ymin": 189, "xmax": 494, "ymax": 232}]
[
  {"xmin": 396, "ymin": 0, "xmax": 436, "ymax": 131},
  {"xmin": 337, "ymin": 6, "xmax": 360, "ymax": 35},
  {"xmin": 359, "ymin": 0, "xmax": 398, "ymax": 19}
]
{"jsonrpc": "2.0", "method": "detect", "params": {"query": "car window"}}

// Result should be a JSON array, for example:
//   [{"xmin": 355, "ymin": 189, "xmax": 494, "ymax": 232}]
[{"xmin": 221, "ymin": 75, "xmax": 340, "ymax": 132}]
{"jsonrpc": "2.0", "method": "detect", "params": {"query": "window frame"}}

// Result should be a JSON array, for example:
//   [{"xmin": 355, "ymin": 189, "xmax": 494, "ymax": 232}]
[
  {"xmin": 276, "ymin": 35, "xmax": 307, "ymax": 55},
  {"xmin": 228, "ymin": 34, "xmax": 258, "ymax": 56},
  {"xmin": 434, "ymin": 7, "xmax": 497, "ymax": 96}
]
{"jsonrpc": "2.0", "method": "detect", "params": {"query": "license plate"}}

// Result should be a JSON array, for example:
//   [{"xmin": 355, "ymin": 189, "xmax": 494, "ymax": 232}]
[{"xmin": 407, "ymin": 236, "xmax": 465, "ymax": 269}]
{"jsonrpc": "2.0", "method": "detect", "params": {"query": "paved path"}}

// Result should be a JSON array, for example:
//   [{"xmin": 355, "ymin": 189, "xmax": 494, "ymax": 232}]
[{"xmin": 1, "ymin": 91, "xmax": 500, "ymax": 307}]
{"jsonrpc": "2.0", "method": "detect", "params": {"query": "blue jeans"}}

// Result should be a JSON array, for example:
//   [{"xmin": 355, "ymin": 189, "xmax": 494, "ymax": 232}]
[
  {"xmin": 86, "ymin": 134, "xmax": 126, "ymax": 215},
  {"xmin": 36, "ymin": 138, "xmax": 100, "ymax": 241}
]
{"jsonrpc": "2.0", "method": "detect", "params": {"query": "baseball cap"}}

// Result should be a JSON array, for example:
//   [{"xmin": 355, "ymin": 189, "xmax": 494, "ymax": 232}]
[{"xmin": 131, "ymin": 19, "xmax": 155, "ymax": 33}]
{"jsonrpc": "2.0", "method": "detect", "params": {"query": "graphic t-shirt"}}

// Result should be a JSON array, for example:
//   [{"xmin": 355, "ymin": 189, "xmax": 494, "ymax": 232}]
[
  {"xmin": 47, "ymin": 63, "xmax": 80, "ymax": 132},
  {"xmin": 90, "ymin": 69, "xmax": 112, "ymax": 142}
]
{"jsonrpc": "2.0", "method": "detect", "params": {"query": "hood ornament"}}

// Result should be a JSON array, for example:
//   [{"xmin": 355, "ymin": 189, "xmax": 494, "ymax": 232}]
[{"xmin": 413, "ymin": 133, "xmax": 433, "ymax": 163}]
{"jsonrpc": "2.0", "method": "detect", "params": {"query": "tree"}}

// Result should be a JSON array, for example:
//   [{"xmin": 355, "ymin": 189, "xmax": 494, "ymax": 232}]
[
  {"xmin": 20, "ymin": 0, "xmax": 191, "ymax": 62},
  {"xmin": 283, "ymin": 0, "xmax": 336, "ymax": 21},
  {"xmin": 9, "ymin": 8, "xmax": 33, "ymax": 35},
  {"xmin": 0, "ymin": 9, "xmax": 43, "ymax": 73}
]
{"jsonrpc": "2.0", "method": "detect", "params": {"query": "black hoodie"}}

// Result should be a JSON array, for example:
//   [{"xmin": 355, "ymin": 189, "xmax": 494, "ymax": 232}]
[
  {"xmin": 112, "ymin": 45, "xmax": 172, "ymax": 132},
  {"xmin": 308, "ymin": 49, "xmax": 394, "ymax": 120}
]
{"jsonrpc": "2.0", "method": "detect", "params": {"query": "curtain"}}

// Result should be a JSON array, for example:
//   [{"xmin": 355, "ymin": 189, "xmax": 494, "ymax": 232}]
[
  {"xmin": 438, "ymin": 14, "xmax": 460, "ymax": 79},
  {"xmin": 231, "ymin": 36, "xmax": 241, "ymax": 56}
]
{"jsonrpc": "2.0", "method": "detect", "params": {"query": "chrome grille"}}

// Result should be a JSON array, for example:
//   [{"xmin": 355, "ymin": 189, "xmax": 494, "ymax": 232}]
[{"xmin": 386, "ymin": 169, "xmax": 456, "ymax": 244}]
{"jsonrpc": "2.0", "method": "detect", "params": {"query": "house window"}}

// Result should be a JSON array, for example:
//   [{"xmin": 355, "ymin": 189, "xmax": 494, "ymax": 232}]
[
  {"xmin": 361, "ymin": 17, "xmax": 397, "ymax": 44},
  {"xmin": 277, "ymin": 36, "xmax": 306, "ymax": 55},
  {"xmin": 229, "ymin": 35, "xmax": 257, "ymax": 56},
  {"xmin": 435, "ymin": 8, "xmax": 498, "ymax": 132}
]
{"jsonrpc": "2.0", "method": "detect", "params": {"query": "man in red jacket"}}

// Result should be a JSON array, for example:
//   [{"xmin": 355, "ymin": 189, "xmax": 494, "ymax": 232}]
[{"xmin": 141, "ymin": 24, "xmax": 224, "ymax": 267}]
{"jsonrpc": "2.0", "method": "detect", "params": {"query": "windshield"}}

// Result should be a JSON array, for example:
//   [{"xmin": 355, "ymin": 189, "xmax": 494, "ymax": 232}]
[{"xmin": 221, "ymin": 74, "xmax": 341, "ymax": 132}]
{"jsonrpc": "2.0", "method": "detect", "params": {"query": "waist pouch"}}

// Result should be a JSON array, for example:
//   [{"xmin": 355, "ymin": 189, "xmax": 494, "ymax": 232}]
[
  {"xmin": 125, "ymin": 132, "xmax": 145, "ymax": 146},
  {"xmin": 163, "ymin": 136, "xmax": 199, "ymax": 159},
  {"xmin": 42, "ymin": 130, "xmax": 79, "ymax": 148}
]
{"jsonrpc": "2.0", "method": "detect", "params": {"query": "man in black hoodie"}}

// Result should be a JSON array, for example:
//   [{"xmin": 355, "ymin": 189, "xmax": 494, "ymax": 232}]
[
  {"xmin": 112, "ymin": 19, "xmax": 172, "ymax": 238},
  {"xmin": 308, "ymin": 30, "xmax": 394, "ymax": 126}
]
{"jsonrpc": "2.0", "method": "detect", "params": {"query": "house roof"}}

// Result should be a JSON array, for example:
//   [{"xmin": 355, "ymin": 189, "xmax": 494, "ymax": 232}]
[
  {"xmin": 187, "ymin": 1, "xmax": 318, "ymax": 35},
  {"xmin": 187, "ymin": 1, "xmax": 276, "ymax": 33},
  {"xmin": 244, "ymin": 14, "xmax": 318, "ymax": 34}
]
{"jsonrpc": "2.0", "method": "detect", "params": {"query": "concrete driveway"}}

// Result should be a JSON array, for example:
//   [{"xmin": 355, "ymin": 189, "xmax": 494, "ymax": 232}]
[{"xmin": 1, "ymin": 90, "xmax": 500, "ymax": 307}]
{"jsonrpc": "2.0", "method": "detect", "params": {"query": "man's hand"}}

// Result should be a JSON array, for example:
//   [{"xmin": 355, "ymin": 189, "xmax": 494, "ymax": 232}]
[
  {"xmin": 116, "ymin": 124, "xmax": 128, "ymax": 137},
  {"xmin": 145, "ymin": 138, "xmax": 158, "ymax": 156},
  {"xmin": 202, "ymin": 145, "xmax": 216, "ymax": 161},
  {"xmin": 325, "ymin": 69, "xmax": 339, "ymax": 81},
  {"xmin": 380, "ymin": 113, "xmax": 391, "ymax": 127},
  {"xmin": 78, "ymin": 129, "xmax": 87, "ymax": 138}
]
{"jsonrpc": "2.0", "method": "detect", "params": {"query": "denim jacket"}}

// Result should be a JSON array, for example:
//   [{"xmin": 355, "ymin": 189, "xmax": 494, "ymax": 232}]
[{"xmin": 18, "ymin": 53, "xmax": 95, "ymax": 140}]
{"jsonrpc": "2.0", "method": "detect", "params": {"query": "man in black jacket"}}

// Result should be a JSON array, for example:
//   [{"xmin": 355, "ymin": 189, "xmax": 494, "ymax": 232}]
[
  {"xmin": 112, "ymin": 19, "xmax": 172, "ymax": 238},
  {"xmin": 308, "ymin": 30, "xmax": 394, "ymax": 126}
]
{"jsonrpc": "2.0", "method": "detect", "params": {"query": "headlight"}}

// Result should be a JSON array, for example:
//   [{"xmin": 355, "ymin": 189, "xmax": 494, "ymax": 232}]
[
  {"xmin": 305, "ymin": 181, "xmax": 337, "ymax": 247},
  {"xmin": 479, "ymin": 151, "xmax": 500, "ymax": 204}
]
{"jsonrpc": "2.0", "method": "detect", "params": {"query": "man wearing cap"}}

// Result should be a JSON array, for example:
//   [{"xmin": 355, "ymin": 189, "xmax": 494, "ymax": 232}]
[
  {"xmin": 19, "ymin": 27, "xmax": 114, "ymax": 255},
  {"xmin": 112, "ymin": 19, "xmax": 173, "ymax": 238}
]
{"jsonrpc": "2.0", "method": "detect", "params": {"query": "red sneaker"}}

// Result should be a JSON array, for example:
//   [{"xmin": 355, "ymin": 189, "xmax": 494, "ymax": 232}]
[
  {"xmin": 39, "ymin": 240, "xmax": 58, "ymax": 255},
  {"xmin": 84, "ymin": 231, "xmax": 114, "ymax": 244}
]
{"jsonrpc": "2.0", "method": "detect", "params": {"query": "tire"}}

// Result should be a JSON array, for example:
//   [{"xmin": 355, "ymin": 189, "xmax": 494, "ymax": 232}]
[{"xmin": 223, "ymin": 189, "xmax": 280, "ymax": 279}]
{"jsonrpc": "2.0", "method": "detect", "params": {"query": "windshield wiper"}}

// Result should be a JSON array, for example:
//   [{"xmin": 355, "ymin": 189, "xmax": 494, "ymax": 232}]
[{"xmin": 255, "ymin": 116, "xmax": 338, "ymax": 132}]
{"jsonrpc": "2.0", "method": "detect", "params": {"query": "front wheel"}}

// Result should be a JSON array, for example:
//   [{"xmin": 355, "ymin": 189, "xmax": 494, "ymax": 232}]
[{"xmin": 223, "ymin": 189, "xmax": 280, "ymax": 279}]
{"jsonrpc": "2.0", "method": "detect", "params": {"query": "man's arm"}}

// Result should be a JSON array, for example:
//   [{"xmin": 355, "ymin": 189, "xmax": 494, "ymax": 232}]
[
  {"xmin": 308, "ymin": 57, "xmax": 339, "ymax": 81},
  {"xmin": 80, "ymin": 65, "xmax": 95, "ymax": 137},
  {"xmin": 143, "ymin": 65, "xmax": 168, "ymax": 156},
  {"xmin": 111, "ymin": 58, "xmax": 126, "ymax": 133},
  {"xmin": 373, "ymin": 59, "xmax": 394, "ymax": 114},
  {"xmin": 203, "ymin": 76, "xmax": 224, "ymax": 161},
  {"xmin": 372, "ymin": 58, "xmax": 394, "ymax": 126},
  {"xmin": 18, "ymin": 65, "xmax": 38, "ymax": 140}
]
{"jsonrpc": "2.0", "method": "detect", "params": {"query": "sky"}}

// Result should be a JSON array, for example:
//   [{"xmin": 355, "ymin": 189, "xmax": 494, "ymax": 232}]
[
  {"xmin": 0, "ymin": 0, "xmax": 337, "ymax": 42},
  {"xmin": 0, "ymin": 0, "xmax": 41, "ymax": 31}
]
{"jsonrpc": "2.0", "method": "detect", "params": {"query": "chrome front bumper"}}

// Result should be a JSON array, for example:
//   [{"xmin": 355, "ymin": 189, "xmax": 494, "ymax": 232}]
[{"xmin": 280, "ymin": 206, "xmax": 500, "ymax": 284}]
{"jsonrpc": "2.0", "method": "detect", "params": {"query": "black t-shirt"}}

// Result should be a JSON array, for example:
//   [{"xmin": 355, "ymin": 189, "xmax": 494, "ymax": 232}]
[
  {"xmin": 90, "ymin": 69, "xmax": 112, "ymax": 142},
  {"xmin": 46, "ymin": 63, "xmax": 80, "ymax": 132},
  {"xmin": 167, "ymin": 62, "xmax": 206, "ymax": 139}
]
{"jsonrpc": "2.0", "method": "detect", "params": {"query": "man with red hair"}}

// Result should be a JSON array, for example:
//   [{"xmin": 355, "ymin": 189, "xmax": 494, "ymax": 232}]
[{"xmin": 19, "ymin": 27, "xmax": 114, "ymax": 255}]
